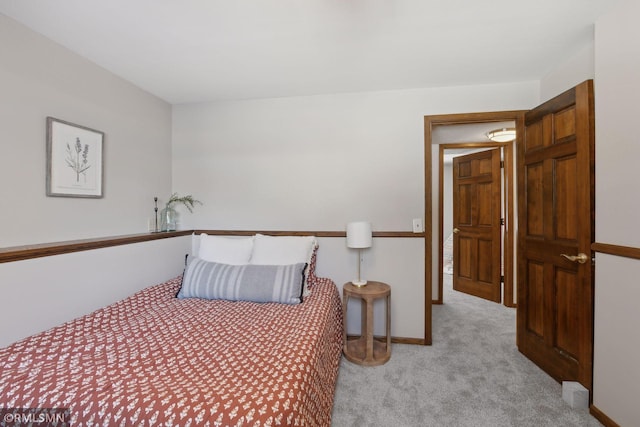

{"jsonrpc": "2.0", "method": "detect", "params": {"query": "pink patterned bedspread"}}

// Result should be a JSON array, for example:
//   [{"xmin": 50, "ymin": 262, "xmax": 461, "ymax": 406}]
[{"xmin": 0, "ymin": 276, "xmax": 343, "ymax": 426}]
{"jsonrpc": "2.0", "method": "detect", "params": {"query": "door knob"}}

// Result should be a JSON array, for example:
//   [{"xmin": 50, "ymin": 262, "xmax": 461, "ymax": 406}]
[
  {"xmin": 453, "ymin": 228, "xmax": 460, "ymax": 234},
  {"xmin": 560, "ymin": 253, "xmax": 588, "ymax": 264}
]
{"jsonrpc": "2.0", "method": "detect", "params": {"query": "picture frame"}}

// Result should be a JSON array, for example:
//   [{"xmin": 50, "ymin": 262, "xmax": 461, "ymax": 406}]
[{"xmin": 46, "ymin": 117, "xmax": 104, "ymax": 198}]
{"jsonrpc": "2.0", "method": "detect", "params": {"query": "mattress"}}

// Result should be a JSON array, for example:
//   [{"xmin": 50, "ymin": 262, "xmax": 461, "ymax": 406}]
[{"xmin": 0, "ymin": 275, "xmax": 343, "ymax": 426}]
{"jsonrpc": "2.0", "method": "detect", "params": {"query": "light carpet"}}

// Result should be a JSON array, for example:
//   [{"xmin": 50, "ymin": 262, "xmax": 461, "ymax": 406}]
[{"xmin": 331, "ymin": 275, "xmax": 602, "ymax": 427}]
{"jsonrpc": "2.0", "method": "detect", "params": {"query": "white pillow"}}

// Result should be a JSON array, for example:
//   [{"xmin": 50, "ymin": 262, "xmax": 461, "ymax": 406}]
[
  {"xmin": 249, "ymin": 234, "xmax": 317, "ymax": 265},
  {"xmin": 198, "ymin": 234, "xmax": 254, "ymax": 265},
  {"xmin": 250, "ymin": 234, "xmax": 318, "ymax": 297}
]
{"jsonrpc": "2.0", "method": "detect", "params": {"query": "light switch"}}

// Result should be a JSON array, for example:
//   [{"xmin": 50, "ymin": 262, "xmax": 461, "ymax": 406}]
[{"xmin": 412, "ymin": 218, "xmax": 423, "ymax": 233}]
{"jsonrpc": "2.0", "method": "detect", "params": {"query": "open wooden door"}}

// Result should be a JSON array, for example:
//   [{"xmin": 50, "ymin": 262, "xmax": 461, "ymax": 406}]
[
  {"xmin": 517, "ymin": 80, "xmax": 595, "ymax": 391},
  {"xmin": 452, "ymin": 148, "xmax": 502, "ymax": 303}
]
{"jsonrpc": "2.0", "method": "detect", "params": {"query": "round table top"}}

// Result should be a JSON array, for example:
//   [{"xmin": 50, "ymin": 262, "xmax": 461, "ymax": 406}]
[{"xmin": 343, "ymin": 281, "xmax": 390, "ymax": 297}]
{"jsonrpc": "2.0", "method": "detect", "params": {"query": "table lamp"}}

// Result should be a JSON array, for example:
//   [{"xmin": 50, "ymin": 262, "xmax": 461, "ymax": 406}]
[{"xmin": 346, "ymin": 221, "xmax": 373, "ymax": 286}]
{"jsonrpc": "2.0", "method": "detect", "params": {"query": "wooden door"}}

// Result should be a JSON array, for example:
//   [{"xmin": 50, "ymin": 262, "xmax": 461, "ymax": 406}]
[
  {"xmin": 452, "ymin": 148, "xmax": 502, "ymax": 303},
  {"xmin": 517, "ymin": 80, "xmax": 595, "ymax": 391}
]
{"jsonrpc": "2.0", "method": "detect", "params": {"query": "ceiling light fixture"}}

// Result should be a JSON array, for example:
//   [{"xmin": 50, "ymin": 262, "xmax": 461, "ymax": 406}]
[{"xmin": 486, "ymin": 127, "xmax": 516, "ymax": 142}]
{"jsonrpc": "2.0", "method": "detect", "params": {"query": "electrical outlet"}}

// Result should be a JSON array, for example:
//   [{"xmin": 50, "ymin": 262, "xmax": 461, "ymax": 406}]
[{"xmin": 412, "ymin": 218, "xmax": 423, "ymax": 233}]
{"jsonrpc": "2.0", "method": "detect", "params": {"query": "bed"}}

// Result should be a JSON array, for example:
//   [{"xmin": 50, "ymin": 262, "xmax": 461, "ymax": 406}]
[{"xmin": 0, "ymin": 234, "xmax": 344, "ymax": 426}]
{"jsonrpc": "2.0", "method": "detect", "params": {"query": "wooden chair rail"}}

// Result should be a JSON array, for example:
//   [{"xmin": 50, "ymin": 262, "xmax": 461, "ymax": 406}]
[
  {"xmin": 592, "ymin": 242, "xmax": 640, "ymax": 261},
  {"xmin": 0, "ymin": 231, "xmax": 193, "ymax": 264},
  {"xmin": 194, "ymin": 230, "xmax": 424, "ymax": 238},
  {"xmin": 1, "ymin": 230, "xmax": 426, "ymax": 264}
]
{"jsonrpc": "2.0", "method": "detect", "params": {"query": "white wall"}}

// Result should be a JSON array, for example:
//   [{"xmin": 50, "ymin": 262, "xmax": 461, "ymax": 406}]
[
  {"xmin": 0, "ymin": 14, "xmax": 173, "ymax": 247},
  {"xmin": 592, "ymin": 0, "xmax": 640, "ymax": 424},
  {"xmin": 0, "ymin": 15, "xmax": 180, "ymax": 349},
  {"xmin": 443, "ymin": 161, "xmax": 454, "ymax": 239},
  {"xmin": 173, "ymin": 82, "xmax": 538, "ymax": 339},
  {"xmin": 539, "ymin": 39, "xmax": 595, "ymax": 103},
  {"xmin": 311, "ymin": 237, "xmax": 425, "ymax": 339},
  {"xmin": 0, "ymin": 236, "xmax": 191, "ymax": 348}
]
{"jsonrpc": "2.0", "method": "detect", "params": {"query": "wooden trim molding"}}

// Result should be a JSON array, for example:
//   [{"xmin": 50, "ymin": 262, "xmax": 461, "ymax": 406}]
[
  {"xmin": 0, "ymin": 231, "xmax": 193, "ymax": 264},
  {"xmin": 592, "ymin": 242, "xmax": 640, "ymax": 260},
  {"xmin": 346, "ymin": 335, "xmax": 426, "ymax": 346},
  {"xmin": 194, "ymin": 230, "xmax": 425, "ymax": 238},
  {"xmin": 426, "ymin": 111, "xmax": 526, "ymax": 313},
  {"xmin": 0, "ymin": 229, "xmax": 426, "ymax": 264},
  {"xmin": 590, "ymin": 405, "xmax": 620, "ymax": 427},
  {"xmin": 194, "ymin": 230, "xmax": 345, "ymax": 237},
  {"xmin": 392, "ymin": 337, "xmax": 425, "ymax": 345}
]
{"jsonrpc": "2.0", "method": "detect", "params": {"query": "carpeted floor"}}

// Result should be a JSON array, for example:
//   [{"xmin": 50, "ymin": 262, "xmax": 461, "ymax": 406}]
[{"xmin": 331, "ymin": 274, "xmax": 602, "ymax": 427}]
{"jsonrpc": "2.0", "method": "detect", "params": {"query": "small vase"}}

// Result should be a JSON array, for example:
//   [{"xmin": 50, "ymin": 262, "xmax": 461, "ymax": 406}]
[{"xmin": 160, "ymin": 206, "xmax": 178, "ymax": 231}]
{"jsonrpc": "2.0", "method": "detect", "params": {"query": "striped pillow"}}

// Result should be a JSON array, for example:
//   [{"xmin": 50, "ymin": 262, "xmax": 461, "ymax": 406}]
[{"xmin": 177, "ymin": 257, "xmax": 306, "ymax": 304}]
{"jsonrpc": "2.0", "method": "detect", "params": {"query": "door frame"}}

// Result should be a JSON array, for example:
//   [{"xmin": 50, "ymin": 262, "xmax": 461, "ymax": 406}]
[
  {"xmin": 441, "ymin": 143, "xmax": 507, "ymax": 304},
  {"xmin": 424, "ymin": 111, "xmax": 526, "ymax": 344}
]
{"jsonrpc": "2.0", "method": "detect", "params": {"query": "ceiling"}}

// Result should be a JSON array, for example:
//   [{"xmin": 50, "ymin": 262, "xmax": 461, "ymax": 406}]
[
  {"xmin": 432, "ymin": 121, "xmax": 515, "ymax": 145},
  {"xmin": 433, "ymin": 121, "xmax": 515, "ymax": 163},
  {"xmin": 0, "ymin": 0, "xmax": 617, "ymax": 104}
]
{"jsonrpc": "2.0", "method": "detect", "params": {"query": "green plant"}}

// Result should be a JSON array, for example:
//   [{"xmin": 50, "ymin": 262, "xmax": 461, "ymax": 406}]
[{"xmin": 165, "ymin": 193, "xmax": 202, "ymax": 212}]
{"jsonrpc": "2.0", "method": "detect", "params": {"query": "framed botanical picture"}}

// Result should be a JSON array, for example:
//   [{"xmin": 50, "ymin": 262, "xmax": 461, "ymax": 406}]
[{"xmin": 46, "ymin": 117, "xmax": 104, "ymax": 198}]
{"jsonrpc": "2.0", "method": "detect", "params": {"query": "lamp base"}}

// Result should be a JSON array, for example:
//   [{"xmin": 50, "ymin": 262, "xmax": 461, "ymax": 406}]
[{"xmin": 352, "ymin": 280, "xmax": 368, "ymax": 287}]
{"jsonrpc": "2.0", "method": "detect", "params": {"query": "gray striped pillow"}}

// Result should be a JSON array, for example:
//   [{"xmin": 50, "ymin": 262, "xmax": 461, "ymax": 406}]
[{"xmin": 177, "ymin": 257, "xmax": 306, "ymax": 304}]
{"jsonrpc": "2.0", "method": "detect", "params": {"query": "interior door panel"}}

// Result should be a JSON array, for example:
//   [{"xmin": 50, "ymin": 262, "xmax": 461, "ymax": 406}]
[{"xmin": 517, "ymin": 80, "xmax": 595, "ymax": 392}]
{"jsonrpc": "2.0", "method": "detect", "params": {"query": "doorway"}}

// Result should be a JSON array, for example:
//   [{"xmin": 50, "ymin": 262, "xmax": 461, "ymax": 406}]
[
  {"xmin": 424, "ymin": 81, "xmax": 595, "ymax": 394},
  {"xmin": 442, "ymin": 144, "xmax": 506, "ymax": 304},
  {"xmin": 424, "ymin": 110, "xmax": 526, "ymax": 345},
  {"xmin": 423, "ymin": 111, "xmax": 525, "ymax": 345}
]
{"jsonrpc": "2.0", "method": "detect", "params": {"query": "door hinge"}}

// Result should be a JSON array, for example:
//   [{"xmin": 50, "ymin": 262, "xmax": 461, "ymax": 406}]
[
  {"xmin": 500, "ymin": 160, "xmax": 505, "ymax": 168},
  {"xmin": 500, "ymin": 218, "xmax": 505, "ymax": 226}
]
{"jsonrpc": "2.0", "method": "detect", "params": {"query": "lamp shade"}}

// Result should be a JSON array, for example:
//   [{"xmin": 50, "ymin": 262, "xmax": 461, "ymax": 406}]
[{"xmin": 346, "ymin": 221, "xmax": 372, "ymax": 248}]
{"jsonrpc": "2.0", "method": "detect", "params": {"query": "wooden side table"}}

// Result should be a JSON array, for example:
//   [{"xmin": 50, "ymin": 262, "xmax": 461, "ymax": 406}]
[{"xmin": 342, "ymin": 281, "xmax": 391, "ymax": 366}]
